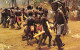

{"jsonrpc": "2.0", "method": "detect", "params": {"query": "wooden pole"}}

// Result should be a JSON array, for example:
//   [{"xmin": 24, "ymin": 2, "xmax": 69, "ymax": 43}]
[
  {"xmin": 12, "ymin": 0, "xmax": 14, "ymax": 7},
  {"xmin": 15, "ymin": 0, "xmax": 17, "ymax": 7},
  {"xmin": 28, "ymin": 0, "xmax": 29, "ymax": 5}
]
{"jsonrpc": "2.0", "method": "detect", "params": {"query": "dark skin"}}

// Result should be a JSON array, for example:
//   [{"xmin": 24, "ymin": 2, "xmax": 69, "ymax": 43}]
[
  {"xmin": 23, "ymin": 17, "xmax": 35, "ymax": 45},
  {"xmin": 33, "ymin": 12, "xmax": 47, "ymax": 45},
  {"xmin": 1, "ymin": 9, "xmax": 10, "ymax": 28},
  {"xmin": 51, "ymin": 2, "xmax": 66, "ymax": 32},
  {"xmin": 37, "ymin": 13, "xmax": 52, "ymax": 49},
  {"xmin": 58, "ymin": 1, "xmax": 69, "ymax": 23},
  {"xmin": 10, "ymin": 9, "xmax": 15, "ymax": 28},
  {"xmin": 15, "ymin": 8, "xmax": 22, "ymax": 29},
  {"xmin": 51, "ymin": 2, "xmax": 67, "ymax": 50}
]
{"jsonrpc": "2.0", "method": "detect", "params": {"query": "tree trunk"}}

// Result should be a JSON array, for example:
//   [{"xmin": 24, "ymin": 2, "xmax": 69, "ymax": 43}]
[
  {"xmin": 12, "ymin": 0, "xmax": 14, "ymax": 7},
  {"xmin": 72, "ymin": 0, "xmax": 78, "ymax": 10},
  {"xmin": 28, "ymin": 0, "xmax": 29, "ymax": 5}
]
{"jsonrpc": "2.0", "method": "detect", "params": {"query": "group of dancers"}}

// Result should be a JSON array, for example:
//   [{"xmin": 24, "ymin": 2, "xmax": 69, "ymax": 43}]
[{"xmin": 0, "ymin": 1, "xmax": 69, "ymax": 50}]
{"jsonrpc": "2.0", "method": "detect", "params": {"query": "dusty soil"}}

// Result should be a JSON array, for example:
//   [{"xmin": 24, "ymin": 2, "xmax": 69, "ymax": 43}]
[{"xmin": 0, "ymin": 21, "xmax": 80, "ymax": 50}]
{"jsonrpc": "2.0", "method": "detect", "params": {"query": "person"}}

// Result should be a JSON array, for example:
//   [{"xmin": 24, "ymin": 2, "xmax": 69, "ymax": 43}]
[
  {"xmin": 38, "ymin": 6, "xmax": 43, "ymax": 18},
  {"xmin": 0, "ymin": 10, "xmax": 5, "ymax": 25},
  {"xmin": 58, "ymin": 1, "xmax": 70, "ymax": 34},
  {"xmin": 15, "ymin": 7, "xmax": 22, "ymax": 29},
  {"xmin": 22, "ymin": 5, "xmax": 35, "ymax": 45},
  {"xmin": 22, "ymin": 8, "xmax": 26, "ymax": 21},
  {"xmin": 10, "ymin": 7, "xmax": 15, "ymax": 28},
  {"xmin": 51, "ymin": 1, "xmax": 67, "ymax": 50},
  {"xmin": 33, "ymin": 10, "xmax": 47, "ymax": 44},
  {"xmin": 58, "ymin": 1, "xmax": 69, "ymax": 23},
  {"xmin": 37, "ymin": 8, "xmax": 52, "ymax": 50},
  {"xmin": 24, "ymin": 5, "xmax": 33, "ymax": 18},
  {"xmin": 1, "ymin": 8, "xmax": 9, "ymax": 28},
  {"xmin": 0, "ymin": 8, "xmax": 3, "ymax": 24}
]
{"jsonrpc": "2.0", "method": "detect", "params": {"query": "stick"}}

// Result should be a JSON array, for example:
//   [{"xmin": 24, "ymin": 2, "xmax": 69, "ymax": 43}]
[{"xmin": 33, "ymin": 31, "xmax": 45, "ymax": 38}]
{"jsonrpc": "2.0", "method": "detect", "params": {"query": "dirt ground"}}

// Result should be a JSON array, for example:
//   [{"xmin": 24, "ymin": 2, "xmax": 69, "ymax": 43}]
[{"xmin": 0, "ymin": 21, "xmax": 80, "ymax": 50}]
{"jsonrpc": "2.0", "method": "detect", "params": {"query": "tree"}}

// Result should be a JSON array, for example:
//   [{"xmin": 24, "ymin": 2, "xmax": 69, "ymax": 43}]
[
  {"xmin": 11, "ymin": 0, "xmax": 17, "ymax": 7},
  {"xmin": 49, "ymin": 0, "xmax": 53, "ymax": 4},
  {"xmin": 72, "ymin": 0, "xmax": 78, "ymax": 10}
]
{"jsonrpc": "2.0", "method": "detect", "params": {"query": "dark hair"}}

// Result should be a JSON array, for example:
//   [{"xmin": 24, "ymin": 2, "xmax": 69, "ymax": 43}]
[
  {"xmin": 36, "ymin": 6, "xmax": 38, "ymax": 10},
  {"xmin": 10, "ymin": 7, "xmax": 14, "ymax": 9},
  {"xmin": 28, "ymin": 12, "xmax": 33, "ymax": 16},
  {"xmin": 51, "ymin": 2, "xmax": 59, "ymax": 11},
  {"xmin": 4, "ymin": 8, "xmax": 8, "ymax": 12},
  {"xmin": 39, "ymin": 7, "xmax": 42, "ymax": 11},
  {"xmin": 16, "ymin": 7, "xmax": 19, "ymax": 10},
  {"xmin": 34, "ymin": 11, "xmax": 38, "ymax": 17},
  {"xmin": 27, "ymin": 5, "xmax": 33, "ymax": 10}
]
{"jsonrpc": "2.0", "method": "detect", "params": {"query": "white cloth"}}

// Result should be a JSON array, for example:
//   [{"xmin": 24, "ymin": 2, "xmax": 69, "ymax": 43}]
[{"xmin": 57, "ymin": 24, "xmax": 64, "ymax": 35}]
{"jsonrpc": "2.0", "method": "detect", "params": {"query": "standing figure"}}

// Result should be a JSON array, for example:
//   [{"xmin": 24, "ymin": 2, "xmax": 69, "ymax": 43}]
[
  {"xmin": 37, "ymin": 8, "xmax": 52, "ymax": 50},
  {"xmin": 58, "ymin": 1, "xmax": 69, "ymax": 23},
  {"xmin": 51, "ymin": 2, "xmax": 67, "ymax": 50},
  {"xmin": 10, "ymin": 7, "xmax": 15, "ymax": 28},
  {"xmin": 22, "ymin": 8, "xmax": 26, "ymax": 21},
  {"xmin": 1, "ymin": 8, "xmax": 9, "ymax": 28},
  {"xmin": 15, "ymin": 7, "xmax": 22, "ymax": 29},
  {"xmin": 58, "ymin": 1, "xmax": 70, "ymax": 34},
  {"xmin": 22, "ymin": 5, "xmax": 35, "ymax": 45}
]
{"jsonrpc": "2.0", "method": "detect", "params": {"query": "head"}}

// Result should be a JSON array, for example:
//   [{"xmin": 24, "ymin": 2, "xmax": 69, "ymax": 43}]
[
  {"xmin": 28, "ymin": 10, "xmax": 33, "ymax": 16},
  {"xmin": 22, "ymin": 8, "xmax": 25, "ymax": 11},
  {"xmin": 4, "ymin": 8, "xmax": 8, "ymax": 12},
  {"xmin": 10, "ymin": 7, "xmax": 14, "ymax": 9},
  {"xmin": 38, "ymin": 6, "xmax": 42, "ymax": 11},
  {"xmin": 51, "ymin": 2, "xmax": 59, "ymax": 11},
  {"xmin": 34, "ymin": 10, "xmax": 38, "ymax": 17},
  {"xmin": 43, "ymin": 8, "xmax": 48, "ymax": 16},
  {"xmin": 27, "ymin": 5, "xmax": 33, "ymax": 10},
  {"xmin": 36, "ymin": 6, "xmax": 39, "ymax": 10},
  {"xmin": 16, "ymin": 7, "xmax": 19, "ymax": 10}
]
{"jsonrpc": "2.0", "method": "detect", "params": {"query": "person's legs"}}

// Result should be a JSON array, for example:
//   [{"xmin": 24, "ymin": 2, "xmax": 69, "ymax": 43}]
[
  {"xmin": 55, "ymin": 24, "xmax": 63, "ymax": 50},
  {"xmin": 43, "ymin": 26, "xmax": 52, "ymax": 47},
  {"xmin": 25, "ymin": 26, "xmax": 31, "ymax": 45},
  {"xmin": 55, "ymin": 35, "xmax": 63, "ymax": 50},
  {"xmin": 16, "ymin": 16, "xmax": 21, "ymax": 29},
  {"xmin": 37, "ymin": 36, "xmax": 43, "ymax": 50},
  {"xmin": 46, "ymin": 30, "xmax": 52, "ymax": 47},
  {"xmin": 3, "ymin": 18, "xmax": 7, "ymax": 28},
  {"xmin": 6, "ymin": 19, "xmax": 10, "ymax": 28},
  {"xmin": 0, "ymin": 17, "xmax": 4, "ymax": 24},
  {"xmin": 43, "ymin": 34, "xmax": 47, "ymax": 45}
]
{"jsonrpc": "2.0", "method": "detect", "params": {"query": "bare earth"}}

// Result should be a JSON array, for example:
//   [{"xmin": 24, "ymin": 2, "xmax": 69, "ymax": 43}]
[{"xmin": 0, "ymin": 21, "xmax": 80, "ymax": 50}]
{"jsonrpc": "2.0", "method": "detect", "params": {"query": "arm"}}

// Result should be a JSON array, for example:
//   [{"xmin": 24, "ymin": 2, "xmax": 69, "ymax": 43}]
[
  {"xmin": 50, "ymin": 22, "xmax": 57, "ymax": 30},
  {"xmin": 48, "ymin": 21, "xmax": 54, "ymax": 24},
  {"xmin": 23, "ymin": 19, "xmax": 28, "ymax": 27}
]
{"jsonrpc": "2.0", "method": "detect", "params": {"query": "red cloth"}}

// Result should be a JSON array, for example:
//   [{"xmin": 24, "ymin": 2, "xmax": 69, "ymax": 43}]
[
  {"xmin": 17, "ymin": 16, "xmax": 19, "ymax": 22},
  {"xmin": 38, "ymin": 25, "xmax": 42, "ymax": 31}
]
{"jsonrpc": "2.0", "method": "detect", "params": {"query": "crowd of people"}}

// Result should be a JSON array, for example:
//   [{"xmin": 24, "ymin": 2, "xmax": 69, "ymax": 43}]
[{"xmin": 0, "ymin": 1, "xmax": 69, "ymax": 50}]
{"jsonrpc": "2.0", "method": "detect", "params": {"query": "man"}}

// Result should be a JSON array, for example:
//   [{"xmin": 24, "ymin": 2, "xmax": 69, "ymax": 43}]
[
  {"xmin": 10, "ymin": 7, "xmax": 15, "ymax": 28},
  {"xmin": 15, "ymin": 7, "xmax": 22, "ymax": 29},
  {"xmin": 37, "ymin": 8, "xmax": 52, "ymax": 50},
  {"xmin": 22, "ymin": 5, "xmax": 35, "ymax": 45},
  {"xmin": 1, "ymin": 8, "xmax": 9, "ymax": 28},
  {"xmin": 58, "ymin": 1, "xmax": 69, "ymax": 34},
  {"xmin": 58, "ymin": 1, "xmax": 69, "ymax": 23},
  {"xmin": 51, "ymin": 1, "xmax": 67, "ymax": 50}
]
